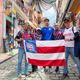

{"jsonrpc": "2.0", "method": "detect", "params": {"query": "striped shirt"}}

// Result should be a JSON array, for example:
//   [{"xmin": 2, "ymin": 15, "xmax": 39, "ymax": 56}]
[{"xmin": 53, "ymin": 29, "xmax": 64, "ymax": 40}]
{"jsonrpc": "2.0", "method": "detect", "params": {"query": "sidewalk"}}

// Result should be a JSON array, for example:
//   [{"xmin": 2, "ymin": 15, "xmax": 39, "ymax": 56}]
[{"xmin": 0, "ymin": 49, "xmax": 18, "ymax": 64}]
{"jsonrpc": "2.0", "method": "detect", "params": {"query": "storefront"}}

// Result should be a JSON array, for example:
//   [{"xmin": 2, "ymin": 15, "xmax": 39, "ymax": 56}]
[
  {"xmin": 69, "ymin": 0, "xmax": 80, "ymax": 26},
  {"xmin": 69, "ymin": 0, "xmax": 80, "ymax": 14},
  {"xmin": 3, "ymin": 15, "xmax": 15, "ymax": 53},
  {"xmin": 0, "ymin": 0, "xmax": 38, "ymax": 53},
  {"xmin": 2, "ymin": 0, "xmax": 16, "ymax": 53}
]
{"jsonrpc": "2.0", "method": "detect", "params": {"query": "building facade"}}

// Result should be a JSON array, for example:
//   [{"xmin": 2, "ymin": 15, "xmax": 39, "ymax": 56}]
[
  {"xmin": 0, "ymin": 0, "xmax": 3, "ymax": 53},
  {"xmin": 56, "ymin": 0, "xmax": 69, "ymax": 23},
  {"xmin": 0, "ymin": 0, "xmax": 42, "ymax": 53}
]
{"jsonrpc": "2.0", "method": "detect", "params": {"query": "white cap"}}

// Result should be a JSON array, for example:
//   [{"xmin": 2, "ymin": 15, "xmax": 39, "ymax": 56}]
[{"xmin": 36, "ymin": 28, "xmax": 41, "ymax": 30}]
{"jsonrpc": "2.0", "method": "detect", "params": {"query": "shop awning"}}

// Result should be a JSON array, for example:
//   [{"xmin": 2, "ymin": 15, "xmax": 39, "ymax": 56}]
[
  {"xmin": 43, "ymin": 0, "xmax": 56, "ymax": 4},
  {"xmin": 69, "ymin": 0, "xmax": 80, "ymax": 14}
]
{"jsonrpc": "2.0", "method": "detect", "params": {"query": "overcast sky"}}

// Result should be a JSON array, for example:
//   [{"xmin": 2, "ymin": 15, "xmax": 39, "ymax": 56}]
[{"xmin": 42, "ymin": 7, "xmax": 57, "ymax": 27}]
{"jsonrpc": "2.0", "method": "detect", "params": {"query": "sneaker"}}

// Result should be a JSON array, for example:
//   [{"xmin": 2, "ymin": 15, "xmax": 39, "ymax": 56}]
[
  {"xmin": 78, "ymin": 74, "xmax": 80, "ymax": 79},
  {"xmin": 25, "ymin": 74, "xmax": 28, "ymax": 77},
  {"xmin": 17, "ymin": 75, "xmax": 22, "ymax": 80},
  {"xmin": 61, "ymin": 74, "xmax": 69, "ymax": 80},
  {"xmin": 44, "ymin": 68, "xmax": 48, "ymax": 73},
  {"xmin": 55, "ymin": 67, "xmax": 59, "ymax": 73},
  {"xmin": 48, "ymin": 68, "xmax": 53, "ymax": 74}
]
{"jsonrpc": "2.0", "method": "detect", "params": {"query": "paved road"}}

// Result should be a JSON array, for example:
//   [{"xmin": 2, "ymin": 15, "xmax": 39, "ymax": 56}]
[{"xmin": 0, "ymin": 55, "xmax": 80, "ymax": 80}]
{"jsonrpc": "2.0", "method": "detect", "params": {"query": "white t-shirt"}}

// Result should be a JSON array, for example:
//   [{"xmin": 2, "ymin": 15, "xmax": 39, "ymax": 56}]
[{"xmin": 63, "ymin": 27, "xmax": 76, "ymax": 47}]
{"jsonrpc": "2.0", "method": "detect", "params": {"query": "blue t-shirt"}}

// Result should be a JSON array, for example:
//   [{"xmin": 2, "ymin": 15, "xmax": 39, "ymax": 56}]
[{"xmin": 41, "ymin": 27, "xmax": 54, "ymax": 40}]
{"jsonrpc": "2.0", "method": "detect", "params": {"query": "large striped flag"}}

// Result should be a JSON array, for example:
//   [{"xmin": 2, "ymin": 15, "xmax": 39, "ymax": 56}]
[{"xmin": 24, "ymin": 40, "xmax": 65, "ymax": 66}]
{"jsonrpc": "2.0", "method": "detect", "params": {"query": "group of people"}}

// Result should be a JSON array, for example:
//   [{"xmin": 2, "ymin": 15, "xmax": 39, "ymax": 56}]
[{"xmin": 15, "ymin": 15, "xmax": 80, "ymax": 80}]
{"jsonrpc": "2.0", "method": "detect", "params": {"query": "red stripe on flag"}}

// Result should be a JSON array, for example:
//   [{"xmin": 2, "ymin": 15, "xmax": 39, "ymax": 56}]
[
  {"xmin": 28, "ymin": 58, "xmax": 65, "ymax": 66},
  {"xmin": 36, "ymin": 46, "xmax": 65, "ymax": 53}
]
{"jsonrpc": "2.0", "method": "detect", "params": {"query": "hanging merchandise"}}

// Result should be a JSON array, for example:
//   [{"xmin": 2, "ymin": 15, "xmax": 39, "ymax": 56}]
[
  {"xmin": 39, "ymin": 0, "xmax": 53, "ymax": 10},
  {"xmin": 43, "ymin": 0, "xmax": 56, "ymax": 4}
]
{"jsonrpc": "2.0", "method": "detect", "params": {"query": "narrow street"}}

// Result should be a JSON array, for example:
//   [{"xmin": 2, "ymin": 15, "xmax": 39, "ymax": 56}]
[
  {"xmin": 0, "ymin": 0, "xmax": 80, "ymax": 80},
  {"xmin": 0, "ymin": 55, "xmax": 79, "ymax": 80},
  {"xmin": 0, "ymin": 55, "xmax": 18, "ymax": 80}
]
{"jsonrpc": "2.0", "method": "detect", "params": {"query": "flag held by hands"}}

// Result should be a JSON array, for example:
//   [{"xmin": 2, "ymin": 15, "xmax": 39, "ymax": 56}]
[{"xmin": 24, "ymin": 40, "xmax": 65, "ymax": 66}]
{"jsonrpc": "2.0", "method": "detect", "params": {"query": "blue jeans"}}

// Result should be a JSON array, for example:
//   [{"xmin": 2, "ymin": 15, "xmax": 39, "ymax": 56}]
[
  {"xmin": 75, "ymin": 57, "xmax": 80, "ymax": 74},
  {"xmin": 63, "ymin": 47, "xmax": 80, "ymax": 74},
  {"xmin": 74, "ymin": 41, "xmax": 80, "ymax": 57},
  {"xmin": 18, "ymin": 47, "xmax": 28, "ymax": 76}
]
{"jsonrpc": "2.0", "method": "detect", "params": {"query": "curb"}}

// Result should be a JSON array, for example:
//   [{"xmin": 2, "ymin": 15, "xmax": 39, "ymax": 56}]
[
  {"xmin": 0, "ymin": 53, "xmax": 17, "ymax": 64},
  {"xmin": 0, "ymin": 49, "xmax": 18, "ymax": 64}
]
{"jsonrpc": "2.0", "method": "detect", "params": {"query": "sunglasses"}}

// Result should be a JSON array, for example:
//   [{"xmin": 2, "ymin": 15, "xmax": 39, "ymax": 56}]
[{"xmin": 64, "ymin": 21, "xmax": 70, "ymax": 23}]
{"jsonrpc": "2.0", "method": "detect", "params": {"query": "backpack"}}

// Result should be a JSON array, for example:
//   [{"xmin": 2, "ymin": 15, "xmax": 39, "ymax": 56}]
[{"xmin": 72, "ymin": 27, "xmax": 80, "ymax": 41}]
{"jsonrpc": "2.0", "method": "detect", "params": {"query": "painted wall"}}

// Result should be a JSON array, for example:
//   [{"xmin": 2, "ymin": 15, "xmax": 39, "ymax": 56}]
[{"xmin": 0, "ymin": 0, "xmax": 3, "ymax": 53}]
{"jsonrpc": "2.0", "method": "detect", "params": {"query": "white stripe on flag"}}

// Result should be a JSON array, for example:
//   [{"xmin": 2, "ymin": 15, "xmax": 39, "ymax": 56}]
[
  {"xmin": 36, "ymin": 40, "xmax": 65, "ymax": 47},
  {"xmin": 26, "ymin": 52, "xmax": 65, "ymax": 60}
]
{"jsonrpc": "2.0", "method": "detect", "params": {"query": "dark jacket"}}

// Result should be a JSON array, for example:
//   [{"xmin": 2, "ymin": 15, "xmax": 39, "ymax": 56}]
[{"xmin": 74, "ymin": 29, "xmax": 80, "ymax": 58}]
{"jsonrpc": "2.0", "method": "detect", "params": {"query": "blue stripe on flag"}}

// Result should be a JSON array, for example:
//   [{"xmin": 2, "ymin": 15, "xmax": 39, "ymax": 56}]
[{"xmin": 25, "ymin": 40, "xmax": 36, "ymax": 53}]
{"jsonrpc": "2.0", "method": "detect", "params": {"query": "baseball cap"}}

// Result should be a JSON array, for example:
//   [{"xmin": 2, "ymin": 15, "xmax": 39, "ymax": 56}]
[
  {"xmin": 43, "ymin": 17, "xmax": 49, "ymax": 22},
  {"xmin": 54, "ymin": 23, "xmax": 60, "ymax": 26},
  {"xmin": 64, "ymin": 17, "xmax": 71, "ymax": 22},
  {"xmin": 36, "ymin": 28, "xmax": 41, "ymax": 30}
]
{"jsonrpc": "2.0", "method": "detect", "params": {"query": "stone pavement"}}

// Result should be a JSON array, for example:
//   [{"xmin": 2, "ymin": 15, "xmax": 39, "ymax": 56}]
[{"xmin": 0, "ymin": 55, "xmax": 80, "ymax": 80}]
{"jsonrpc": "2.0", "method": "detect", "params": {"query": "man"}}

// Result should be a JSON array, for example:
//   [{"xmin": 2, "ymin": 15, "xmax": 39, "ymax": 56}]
[
  {"xmin": 23, "ymin": 25, "xmax": 38, "ymax": 73},
  {"xmin": 62, "ymin": 17, "xmax": 80, "ymax": 79},
  {"xmin": 52, "ymin": 23, "xmax": 64, "ymax": 73},
  {"xmin": 29, "ymin": 27, "xmax": 38, "ymax": 73},
  {"xmin": 36, "ymin": 28, "xmax": 42, "ymax": 40},
  {"xmin": 41, "ymin": 18, "xmax": 54, "ymax": 40},
  {"xmin": 41, "ymin": 18, "xmax": 54, "ymax": 73},
  {"xmin": 15, "ymin": 25, "xmax": 28, "ymax": 80},
  {"xmin": 53, "ymin": 23, "xmax": 63, "ymax": 40}
]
